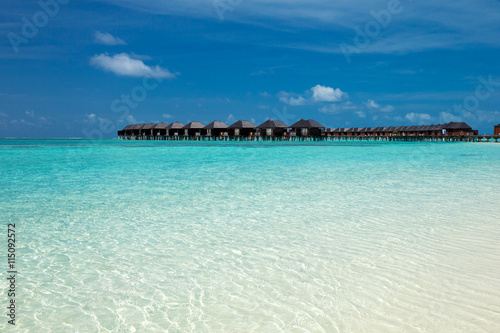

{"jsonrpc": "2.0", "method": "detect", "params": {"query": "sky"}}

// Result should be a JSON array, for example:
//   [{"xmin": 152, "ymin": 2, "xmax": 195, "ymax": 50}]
[{"xmin": 1, "ymin": 0, "xmax": 500, "ymax": 138}]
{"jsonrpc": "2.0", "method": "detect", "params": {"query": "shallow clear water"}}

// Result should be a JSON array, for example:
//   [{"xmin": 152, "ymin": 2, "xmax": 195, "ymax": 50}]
[{"xmin": 1, "ymin": 139, "xmax": 499, "ymax": 332}]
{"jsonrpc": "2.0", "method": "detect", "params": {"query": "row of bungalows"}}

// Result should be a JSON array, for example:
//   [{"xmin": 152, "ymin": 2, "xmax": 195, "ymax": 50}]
[
  {"xmin": 118, "ymin": 119, "xmax": 326, "ymax": 140},
  {"xmin": 326, "ymin": 122, "xmax": 477, "ymax": 137}
]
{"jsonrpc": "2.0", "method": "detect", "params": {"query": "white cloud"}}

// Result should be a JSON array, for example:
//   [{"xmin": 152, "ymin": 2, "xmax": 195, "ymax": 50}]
[
  {"xmin": 440, "ymin": 109, "xmax": 500, "ymax": 124},
  {"xmin": 364, "ymin": 99, "xmax": 395, "ymax": 112},
  {"xmin": 257, "ymin": 105, "xmax": 270, "ymax": 109},
  {"xmin": 278, "ymin": 92, "xmax": 308, "ymax": 106},
  {"xmin": 439, "ymin": 111, "xmax": 462, "ymax": 123},
  {"xmin": 365, "ymin": 99, "xmax": 380, "ymax": 109},
  {"xmin": 405, "ymin": 112, "xmax": 433, "ymax": 123},
  {"xmin": 90, "ymin": 53, "xmax": 176, "ymax": 79},
  {"xmin": 83, "ymin": 113, "xmax": 98, "ymax": 124},
  {"xmin": 162, "ymin": 113, "xmax": 173, "ymax": 119},
  {"xmin": 279, "ymin": 85, "xmax": 347, "ymax": 106},
  {"xmin": 356, "ymin": 111, "xmax": 366, "ymax": 118},
  {"xmin": 259, "ymin": 92, "xmax": 271, "ymax": 97},
  {"xmin": 311, "ymin": 85, "xmax": 346, "ymax": 102},
  {"xmin": 94, "ymin": 31, "xmax": 126, "ymax": 45},
  {"xmin": 25, "ymin": 110, "xmax": 35, "ymax": 117}
]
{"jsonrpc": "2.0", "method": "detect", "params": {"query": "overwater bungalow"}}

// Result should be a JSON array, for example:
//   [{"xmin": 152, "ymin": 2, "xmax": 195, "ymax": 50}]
[
  {"xmin": 120, "ymin": 124, "xmax": 134, "ymax": 136},
  {"xmin": 495, "ymin": 124, "xmax": 500, "ymax": 135},
  {"xmin": 290, "ymin": 119, "xmax": 325, "ymax": 137},
  {"xmin": 204, "ymin": 121, "xmax": 228, "ymax": 137},
  {"xmin": 344, "ymin": 128, "xmax": 355, "ymax": 136},
  {"xmin": 326, "ymin": 128, "xmax": 343, "ymax": 137},
  {"xmin": 442, "ymin": 122, "xmax": 475, "ymax": 136},
  {"xmin": 166, "ymin": 122, "xmax": 185, "ymax": 137},
  {"xmin": 382, "ymin": 127, "xmax": 394, "ymax": 136},
  {"xmin": 153, "ymin": 122, "xmax": 168, "ymax": 137},
  {"xmin": 182, "ymin": 121, "xmax": 205, "ymax": 137},
  {"xmin": 369, "ymin": 127, "xmax": 381, "ymax": 136},
  {"xmin": 131, "ymin": 124, "xmax": 145, "ymax": 136},
  {"xmin": 257, "ymin": 120, "xmax": 288, "ymax": 137},
  {"xmin": 228, "ymin": 120, "xmax": 256, "ymax": 137},
  {"xmin": 141, "ymin": 123, "xmax": 156, "ymax": 137},
  {"xmin": 431, "ymin": 124, "xmax": 444, "ymax": 136}
]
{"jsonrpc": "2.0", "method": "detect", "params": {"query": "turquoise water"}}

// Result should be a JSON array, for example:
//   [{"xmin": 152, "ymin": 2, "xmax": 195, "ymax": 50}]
[{"xmin": 1, "ymin": 139, "xmax": 499, "ymax": 332}]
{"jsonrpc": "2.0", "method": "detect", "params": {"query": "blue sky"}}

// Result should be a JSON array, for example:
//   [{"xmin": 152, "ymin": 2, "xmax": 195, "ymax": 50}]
[{"xmin": 1, "ymin": 0, "xmax": 500, "ymax": 137}]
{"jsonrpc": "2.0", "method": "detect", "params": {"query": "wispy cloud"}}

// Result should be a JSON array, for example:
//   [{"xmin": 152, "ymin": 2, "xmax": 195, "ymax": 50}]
[
  {"xmin": 84, "ymin": 113, "xmax": 97, "ymax": 123},
  {"xmin": 90, "ymin": 53, "xmax": 176, "ymax": 78},
  {"xmin": 319, "ymin": 101, "xmax": 357, "ymax": 114},
  {"xmin": 99, "ymin": 0, "xmax": 500, "ymax": 53},
  {"xmin": 405, "ymin": 112, "xmax": 433, "ymax": 123},
  {"xmin": 364, "ymin": 99, "xmax": 394, "ymax": 112},
  {"xmin": 94, "ymin": 31, "xmax": 126, "ymax": 45},
  {"xmin": 278, "ymin": 92, "xmax": 308, "ymax": 106}
]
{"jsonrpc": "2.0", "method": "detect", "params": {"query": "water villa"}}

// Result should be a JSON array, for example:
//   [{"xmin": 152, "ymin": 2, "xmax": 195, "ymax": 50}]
[
  {"xmin": 495, "ymin": 124, "xmax": 500, "ymax": 135},
  {"xmin": 166, "ymin": 122, "xmax": 185, "ymax": 137},
  {"xmin": 290, "ymin": 119, "xmax": 325, "ymax": 137},
  {"xmin": 228, "ymin": 120, "xmax": 257, "ymax": 137},
  {"xmin": 153, "ymin": 122, "xmax": 168, "ymax": 137},
  {"xmin": 204, "ymin": 121, "xmax": 229, "ymax": 137},
  {"xmin": 257, "ymin": 120, "xmax": 288, "ymax": 137},
  {"xmin": 182, "ymin": 121, "xmax": 205, "ymax": 137},
  {"xmin": 118, "ymin": 120, "xmax": 499, "ymax": 142}
]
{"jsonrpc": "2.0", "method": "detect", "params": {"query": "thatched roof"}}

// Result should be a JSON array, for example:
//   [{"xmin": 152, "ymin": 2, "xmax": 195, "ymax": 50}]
[
  {"xmin": 257, "ymin": 120, "xmax": 288, "ymax": 128},
  {"xmin": 443, "ymin": 122, "xmax": 472, "ymax": 130},
  {"xmin": 495, "ymin": 124, "xmax": 500, "ymax": 127},
  {"xmin": 123, "ymin": 124, "xmax": 135, "ymax": 130},
  {"xmin": 228, "ymin": 120, "xmax": 256, "ymax": 129},
  {"xmin": 132, "ymin": 124, "xmax": 146, "ymax": 130},
  {"xmin": 166, "ymin": 122, "xmax": 185, "ymax": 129},
  {"xmin": 154, "ymin": 122, "xmax": 169, "ymax": 129},
  {"xmin": 290, "ymin": 119, "xmax": 325, "ymax": 128},
  {"xmin": 204, "ymin": 121, "xmax": 228, "ymax": 129},
  {"xmin": 182, "ymin": 121, "xmax": 205, "ymax": 129},
  {"xmin": 142, "ymin": 123, "xmax": 156, "ymax": 130},
  {"xmin": 428, "ymin": 124, "xmax": 442, "ymax": 130}
]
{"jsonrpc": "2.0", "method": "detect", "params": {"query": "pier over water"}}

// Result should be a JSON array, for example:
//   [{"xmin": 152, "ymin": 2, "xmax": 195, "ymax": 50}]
[
  {"xmin": 118, "ymin": 134, "xmax": 500, "ymax": 143},
  {"xmin": 118, "ymin": 120, "xmax": 499, "ymax": 142}
]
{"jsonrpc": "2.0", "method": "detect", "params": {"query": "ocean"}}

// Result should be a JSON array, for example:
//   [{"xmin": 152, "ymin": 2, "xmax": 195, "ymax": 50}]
[{"xmin": 1, "ymin": 139, "xmax": 499, "ymax": 332}]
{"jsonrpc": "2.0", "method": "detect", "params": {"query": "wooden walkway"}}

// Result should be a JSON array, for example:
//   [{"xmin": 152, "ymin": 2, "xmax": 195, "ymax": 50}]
[{"xmin": 119, "ymin": 135, "xmax": 500, "ymax": 142}]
